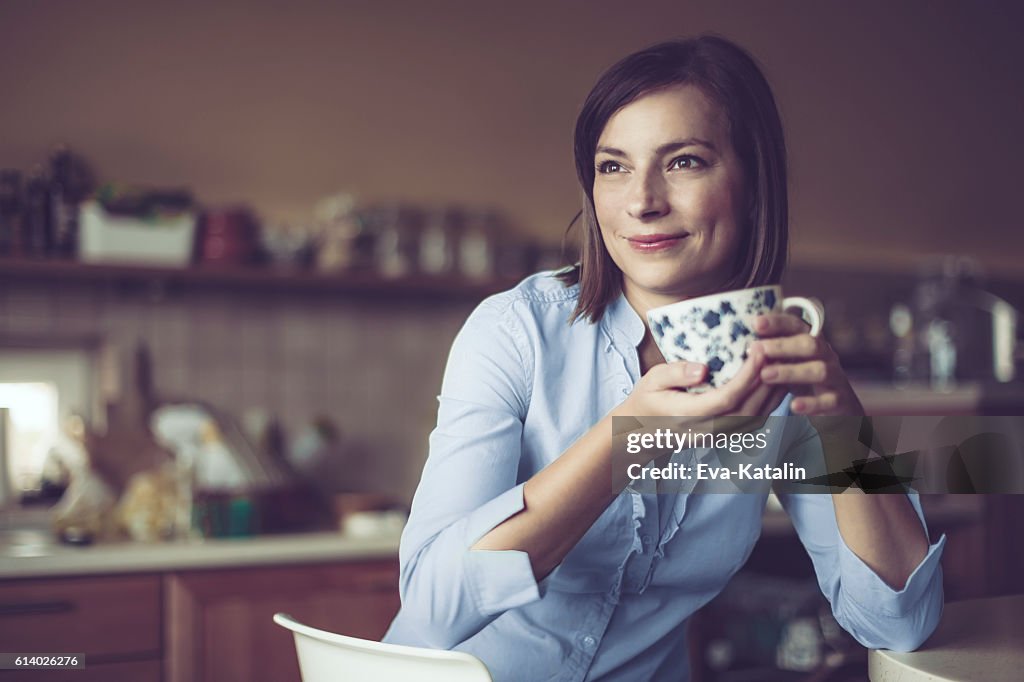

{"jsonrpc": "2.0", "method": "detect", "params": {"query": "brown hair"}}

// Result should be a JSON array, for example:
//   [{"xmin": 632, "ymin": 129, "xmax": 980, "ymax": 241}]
[{"xmin": 558, "ymin": 35, "xmax": 789, "ymax": 323}]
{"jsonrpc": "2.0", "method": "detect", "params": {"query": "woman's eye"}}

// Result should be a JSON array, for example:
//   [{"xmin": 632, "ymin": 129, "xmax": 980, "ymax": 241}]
[
  {"xmin": 669, "ymin": 155, "xmax": 705, "ymax": 170},
  {"xmin": 596, "ymin": 160, "xmax": 622, "ymax": 174}
]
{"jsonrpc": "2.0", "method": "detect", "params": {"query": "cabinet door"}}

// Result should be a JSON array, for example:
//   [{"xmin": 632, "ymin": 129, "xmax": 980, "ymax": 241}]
[{"xmin": 166, "ymin": 559, "xmax": 400, "ymax": 682}]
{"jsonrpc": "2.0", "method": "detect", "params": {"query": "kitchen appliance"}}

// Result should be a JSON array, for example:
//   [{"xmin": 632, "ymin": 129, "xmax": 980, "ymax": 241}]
[{"xmin": 903, "ymin": 257, "xmax": 1020, "ymax": 386}]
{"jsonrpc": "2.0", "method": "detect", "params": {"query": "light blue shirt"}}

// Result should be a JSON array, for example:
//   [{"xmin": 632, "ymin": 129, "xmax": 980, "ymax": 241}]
[{"xmin": 383, "ymin": 272, "xmax": 945, "ymax": 681}]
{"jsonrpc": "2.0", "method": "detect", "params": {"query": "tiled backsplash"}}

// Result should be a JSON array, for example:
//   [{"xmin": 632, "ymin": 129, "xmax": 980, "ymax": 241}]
[{"xmin": 1, "ymin": 279, "xmax": 477, "ymax": 502}]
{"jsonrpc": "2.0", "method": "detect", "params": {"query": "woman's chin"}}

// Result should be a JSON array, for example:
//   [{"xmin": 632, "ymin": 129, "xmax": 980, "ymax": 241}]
[{"xmin": 628, "ymin": 269, "xmax": 700, "ymax": 291}]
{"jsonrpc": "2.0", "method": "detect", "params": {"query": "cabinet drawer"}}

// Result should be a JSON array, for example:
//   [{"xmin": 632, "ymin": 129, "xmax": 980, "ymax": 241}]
[{"xmin": 0, "ymin": 574, "xmax": 161, "ymax": 660}]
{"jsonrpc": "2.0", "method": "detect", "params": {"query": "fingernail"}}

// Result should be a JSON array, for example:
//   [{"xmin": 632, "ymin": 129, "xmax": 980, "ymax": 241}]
[
  {"xmin": 756, "ymin": 317, "xmax": 769, "ymax": 332},
  {"xmin": 685, "ymin": 363, "xmax": 704, "ymax": 378},
  {"xmin": 761, "ymin": 367, "xmax": 778, "ymax": 381}
]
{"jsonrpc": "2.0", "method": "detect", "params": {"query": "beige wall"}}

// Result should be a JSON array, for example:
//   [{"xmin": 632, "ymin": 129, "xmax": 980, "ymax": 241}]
[{"xmin": 2, "ymin": 0, "xmax": 1022, "ymax": 275}]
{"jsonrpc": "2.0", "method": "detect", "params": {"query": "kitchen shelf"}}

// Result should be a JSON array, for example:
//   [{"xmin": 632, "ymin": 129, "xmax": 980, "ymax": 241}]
[{"xmin": 0, "ymin": 257, "xmax": 523, "ymax": 301}]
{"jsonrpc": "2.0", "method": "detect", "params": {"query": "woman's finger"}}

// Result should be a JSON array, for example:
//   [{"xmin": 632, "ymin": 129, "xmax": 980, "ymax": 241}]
[
  {"xmin": 657, "ymin": 347, "xmax": 763, "ymax": 416},
  {"xmin": 710, "ymin": 384, "xmax": 787, "ymax": 437},
  {"xmin": 695, "ymin": 346, "xmax": 768, "ymax": 414},
  {"xmin": 734, "ymin": 379, "xmax": 776, "ymax": 416},
  {"xmin": 760, "ymin": 360, "xmax": 829, "ymax": 385},
  {"xmin": 791, "ymin": 392, "xmax": 840, "ymax": 415},
  {"xmin": 754, "ymin": 312, "xmax": 810, "ymax": 338},
  {"xmin": 739, "ymin": 382, "xmax": 787, "ymax": 417},
  {"xmin": 646, "ymin": 360, "xmax": 707, "ymax": 391},
  {"xmin": 754, "ymin": 334, "xmax": 822, "ymax": 361}
]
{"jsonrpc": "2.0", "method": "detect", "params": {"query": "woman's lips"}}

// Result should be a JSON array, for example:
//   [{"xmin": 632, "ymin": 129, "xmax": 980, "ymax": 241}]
[{"xmin": 626, "ymin": 233, "xmax": 689, "ymax": 253}]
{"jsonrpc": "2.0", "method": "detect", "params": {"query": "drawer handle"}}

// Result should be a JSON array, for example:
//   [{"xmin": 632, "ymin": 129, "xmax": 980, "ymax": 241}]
[{"xmin": 0, "ymin": 600, "xmax": 76, "ymax": 616}]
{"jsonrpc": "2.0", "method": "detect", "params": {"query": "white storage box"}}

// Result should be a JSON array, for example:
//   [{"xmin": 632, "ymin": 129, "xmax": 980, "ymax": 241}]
[{"xmin": 78, "ymin": 200, "xmax": 196, "ymax": 266}]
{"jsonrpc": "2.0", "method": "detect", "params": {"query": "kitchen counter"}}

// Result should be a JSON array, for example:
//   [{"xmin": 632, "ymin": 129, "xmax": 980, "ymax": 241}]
[
  {"xmin": 0, "ymin": 496, "xmax": 979, "ymax": 579},
  {"xmin": 869, "ymin": 594, "xmax": 1024, "ymax": 681},
  {"xmin": 852, "ymin": 380, "xmax": 1024, "ymax": 415},
  {"xmin": 0, "ymin": 530, "xmax": 401, "ymax": 579}
]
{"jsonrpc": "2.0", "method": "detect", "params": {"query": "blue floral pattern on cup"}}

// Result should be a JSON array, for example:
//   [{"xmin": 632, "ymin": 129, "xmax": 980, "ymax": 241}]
[{"xmin": 646, "ymin": 286, "xmax": 793, "ymax": 393}]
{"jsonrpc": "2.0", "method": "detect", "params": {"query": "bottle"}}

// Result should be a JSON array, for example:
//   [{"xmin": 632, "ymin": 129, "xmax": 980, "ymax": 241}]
[
  {"xmin": 23, "ymin": 166, "xmax": 52, "ymax": 257},
  {"xmin": 909, "ymin": 256, "xmax": 983, "ymax": 389},
  {"xmin": 925, "ymin": 319, "xmax": 957, "ymax": 391},
  {"xmin": 889, "ymin": 303, "xmax": 914, "ymax": 387},
  {"xmin": 173, "ymin": 441, "xmax": 198, "ymax": 541},
  {"xmin": 374, "ymin": 204, "xmax": 420, "ymax": 278},
  {"xmin": 48, "ymin": 146, "xmax": 79, "ymax": 259},
  {"xmin": 458, "ymin": 209, "xmax": 495, "ymax": 279},
  {"xmin": 0, "ymin": 170, "xmax": 22, "ymax": 256},
  {"xmin": 418, "ymin": 208, "xmax": 458, "ymax": 275}
]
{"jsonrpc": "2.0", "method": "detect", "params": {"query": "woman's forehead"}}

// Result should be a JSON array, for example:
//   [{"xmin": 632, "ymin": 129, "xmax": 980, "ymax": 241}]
[{"xmin": 597, "ymin": 84, "xmax": 731, "ymax": 153}]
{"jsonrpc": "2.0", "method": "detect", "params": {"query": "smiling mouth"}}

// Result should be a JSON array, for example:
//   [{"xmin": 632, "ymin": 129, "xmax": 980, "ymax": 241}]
[{"xmin": 626, "ymin": 233, "xmax": 690, "ymax": 252}]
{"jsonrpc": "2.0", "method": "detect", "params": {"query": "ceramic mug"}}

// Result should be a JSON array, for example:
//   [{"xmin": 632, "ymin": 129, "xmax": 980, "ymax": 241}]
[{"xmin": 646, "ymin": 285, "xmax": 823, "ymax": 392}]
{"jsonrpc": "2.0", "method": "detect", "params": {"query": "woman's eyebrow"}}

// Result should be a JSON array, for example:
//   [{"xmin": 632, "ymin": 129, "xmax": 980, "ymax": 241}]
[
  {"xmin": 595, "ymin": 138, "xmax": 717, "ymax": 158},
  {"xmin": 657, "ymin": 138, "xmax": 717, "ymax": 154}
]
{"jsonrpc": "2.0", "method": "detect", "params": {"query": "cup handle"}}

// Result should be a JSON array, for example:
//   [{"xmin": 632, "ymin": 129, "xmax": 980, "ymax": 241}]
[{"xmin": 781, "ymin": 296, "xmax": 824, "ymax": 336}]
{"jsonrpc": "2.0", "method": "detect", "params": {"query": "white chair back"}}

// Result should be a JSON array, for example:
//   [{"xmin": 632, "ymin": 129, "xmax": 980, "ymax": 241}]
[{"xmin": 272, "ymin": 613, "xmax": 493, "ymax": 682}]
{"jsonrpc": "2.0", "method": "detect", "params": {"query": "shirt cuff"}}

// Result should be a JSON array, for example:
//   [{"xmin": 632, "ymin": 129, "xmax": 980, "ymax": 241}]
[
  {"xmin": 462, "ymin": 483, "xmax": 545, "ymax": 616},
  {"xmin": 837, "ymin": 529, "xmax": 946, "ymax": 617}
]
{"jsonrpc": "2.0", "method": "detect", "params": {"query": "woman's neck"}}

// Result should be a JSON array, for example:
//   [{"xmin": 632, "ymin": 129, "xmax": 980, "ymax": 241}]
[
  {"xmin": 619, "ymin": 286, "xmax": 675, "ymax": 375},
  {"xmin": 637, "ymin": 331, "xmax": 666, "ymax": 375},
  {"xmin": 622, "ymin": 289, "xmax": 678, "ymax": 324}
]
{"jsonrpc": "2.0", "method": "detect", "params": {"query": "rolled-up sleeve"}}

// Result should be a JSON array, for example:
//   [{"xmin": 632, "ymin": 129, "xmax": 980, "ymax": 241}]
[
  {"xmin": 778, "ymin": 422, "xmax": 946, "ymax": 652},
  {"xmin": 387, "ymin": 296, "xmax": 544, "ymax": 649}
]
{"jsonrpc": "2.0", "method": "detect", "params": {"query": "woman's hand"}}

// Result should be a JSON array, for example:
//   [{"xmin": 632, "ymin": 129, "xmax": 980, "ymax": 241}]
[
  {"xmin": 619, "ymin": 343, "xmax": 788, "ymax": 420},
  {"xmin": 752, "ymin": 313, "xmax": 864, "ymax": 416}
]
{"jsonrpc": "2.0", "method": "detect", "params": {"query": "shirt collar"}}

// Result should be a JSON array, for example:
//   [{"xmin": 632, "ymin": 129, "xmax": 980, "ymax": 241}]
[{"xmin": 603, "ymin": 290, "xmax": 648, "ymax": 351}]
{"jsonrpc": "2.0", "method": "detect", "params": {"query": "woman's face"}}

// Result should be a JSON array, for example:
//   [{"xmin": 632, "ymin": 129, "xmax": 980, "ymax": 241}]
[{"xmin": 593, "ymin": 83, "xmax": 747, "ymax": 312}]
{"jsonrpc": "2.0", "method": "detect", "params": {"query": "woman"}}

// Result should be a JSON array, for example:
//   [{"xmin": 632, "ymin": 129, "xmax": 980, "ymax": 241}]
[{"xmin": 383, "ymin": 36, "xmax": 944, "ymax": 681}]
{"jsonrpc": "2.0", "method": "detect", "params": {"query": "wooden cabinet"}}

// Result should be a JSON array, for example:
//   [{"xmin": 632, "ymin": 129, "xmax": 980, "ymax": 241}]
[
  {"xmin": 166, "ymin": 559, "xmax": 400, "ymax": 682},
  {"xmin": 0, "ymin": 574, "xmax": 162, "ymax": 681},
  {"xmin": 0, "ymin": 558, "xmax": 400, "ymax": 682}
]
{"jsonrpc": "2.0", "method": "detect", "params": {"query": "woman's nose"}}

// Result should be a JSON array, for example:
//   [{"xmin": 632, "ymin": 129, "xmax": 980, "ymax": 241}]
[{"xmin": 626, "ymin": 172, "xmax": 669, "ymax": 220}]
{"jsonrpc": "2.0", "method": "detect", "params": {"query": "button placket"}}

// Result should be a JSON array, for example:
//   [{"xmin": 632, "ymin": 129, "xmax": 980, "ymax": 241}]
[
  {"xmin": 621, "ymin": 494, "xmax": 660, "ymax": 593},
  {"xmin": 565, "ymin": 597, "xmax": 616, "ymax": 680}
]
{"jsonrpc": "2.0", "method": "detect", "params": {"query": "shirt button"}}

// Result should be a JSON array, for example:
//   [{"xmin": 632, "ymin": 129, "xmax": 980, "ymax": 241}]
[
  {"xmin": 642, "ymin": 535, "xmax": 653, "ymax": 545},
  {"xmin": 581, "ymin": 634, "xmax": 597, "ymax": 650},
  {"xmin": 621, "ymin": 387, "xmax": 631, "ymax": 396}
]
